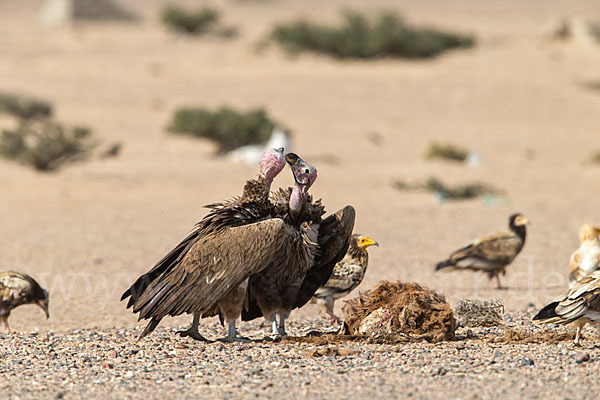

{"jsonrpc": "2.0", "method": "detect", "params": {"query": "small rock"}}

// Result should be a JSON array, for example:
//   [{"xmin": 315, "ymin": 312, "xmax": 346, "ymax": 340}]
[
  {"xmin": 576, "ymin": 354, "xmax": 590, "ymax": 364},
  {"xmin": 520, "ymin": 358, "xmax": 534, "ymax": 367}
]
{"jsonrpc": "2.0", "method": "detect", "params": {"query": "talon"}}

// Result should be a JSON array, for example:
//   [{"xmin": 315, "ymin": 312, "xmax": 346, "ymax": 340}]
[{"xmin": 176, "ymin": 328, "xmax": 209, "ymax": 342}]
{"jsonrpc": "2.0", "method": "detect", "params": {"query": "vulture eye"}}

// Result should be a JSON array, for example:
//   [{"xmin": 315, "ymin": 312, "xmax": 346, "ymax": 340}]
[{"xmin": 304, "ymin": 169, "xmax": 310, "ymax": 174}]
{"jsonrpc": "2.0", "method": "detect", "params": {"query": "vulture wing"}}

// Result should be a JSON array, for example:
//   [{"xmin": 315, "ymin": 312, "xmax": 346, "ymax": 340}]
[
  {"xmin": 536, "ymin": 272, "xmax": 600, "ymax": 324},
  {"xmin": 132, "ymin": 218, "xmax": 291, "ymax": 336},
  {"xmin": 293, "ymin": 205, "xmax": 356, "ymax": 309},
  {"xmin": 450, "ymin": 232, "xmax": 522, "ymax": 264},
  {"xmin": 0, "ymin": 272, "xmax": 32, "ymax": 309},
  {"xmin": 121, "ymin": 202, "xmax": 267, "ymax": 308}
]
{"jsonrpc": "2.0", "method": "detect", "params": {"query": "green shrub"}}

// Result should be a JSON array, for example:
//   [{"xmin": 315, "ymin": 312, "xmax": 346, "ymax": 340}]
[
  {"xmin": 589, "ymin": 151, "xmax": 600, "ymax": 164},
  {"xmin": 161, "ymin": 6, "xmax": 219, "ymax": 34},
  {"xmin": 268, "ymin": 10, "xmax": 474, "ymax": 59},
  {"xmin": 392, "ymin": 176, "xmax": 498, "ymax": 200},
  {"xmin": 0, "ymin": 121, "xmax": 95, "ymax": 171},
  {"xmin": 425, "ymin": 177, "xmax": 497, "ymax": 200},
  {"xmin": 0, "ymin": 93, "xmax": 53, "ymax": 120},
  {"xmin": 425, "ymin": 142, "xmax": 469, "ymax": 162},
  {"xmin": 168, "ymin": 106, "xmax": 277, "ymax": 153}
]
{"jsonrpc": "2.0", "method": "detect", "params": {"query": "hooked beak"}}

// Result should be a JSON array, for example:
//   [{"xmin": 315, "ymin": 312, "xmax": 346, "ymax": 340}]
[
  {"xmin": 37, "ymin": 301, "xmax": 49, "ymax": 319},
  {"xmin": 362, "ymin": 237, "xmax": 379, "ymax": 248}
]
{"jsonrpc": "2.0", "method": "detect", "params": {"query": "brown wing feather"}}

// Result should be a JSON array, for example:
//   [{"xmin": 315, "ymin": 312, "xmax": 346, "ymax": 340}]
[
  {"xmin": 132, "ymin": 218, "xmax": 290, "ymax": 322},
  {"xmin": 552, "ymin": 273, "xmax": 600, "ymax": 323},
  {"xmin": 293, "ymin": 205, "xmax": 356, "ymax": 309},
  {"xmin": 0, "ymin": 272, "xmax": 40, "ymax": 314},
  {"xmin": 315, "ymin": 259, "xmax": 364, "ymax": 298},
  {"xmin": 450, "ymin": 232, "xmax": 523, "ymax": 264}
]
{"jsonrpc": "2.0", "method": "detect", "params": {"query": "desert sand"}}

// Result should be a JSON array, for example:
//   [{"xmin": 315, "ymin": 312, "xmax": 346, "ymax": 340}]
[{"xmin": 1, "ymin": 0, "xmax": 600, "ymax": 398}]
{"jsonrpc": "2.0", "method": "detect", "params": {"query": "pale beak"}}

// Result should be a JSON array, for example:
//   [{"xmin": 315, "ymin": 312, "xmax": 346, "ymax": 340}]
[{"xmin": 37, "ymin": 301, "xmax": 49, "ymax": 319}]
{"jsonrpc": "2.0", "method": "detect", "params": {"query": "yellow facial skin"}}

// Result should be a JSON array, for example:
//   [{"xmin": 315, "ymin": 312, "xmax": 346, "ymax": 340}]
[{"xmin": 358, "ymin": 237, "xmax": 379, "ymax": 251}]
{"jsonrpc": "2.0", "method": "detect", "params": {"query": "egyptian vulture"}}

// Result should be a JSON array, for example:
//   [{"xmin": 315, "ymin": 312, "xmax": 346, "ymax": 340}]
[
  {"xmin": 312, "ymin": 234, "xmax": 378, "ymax": 323},
  {"xmin": 435, "ymin": 213, "xmax": 528, "ymax": 289},
  {"xmin": 533, "ymin": 270, "xmax": 600, "ymax": 345},
  {"xmin": 0, "ymin": 271, "xmax": 49, "ymax": 333},
  {"xmin": 568, "ymin": 224, "xmax": 600, "ymax": 288}
]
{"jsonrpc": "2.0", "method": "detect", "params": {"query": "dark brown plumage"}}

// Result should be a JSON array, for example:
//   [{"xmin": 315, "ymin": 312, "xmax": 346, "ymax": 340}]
[
  {"xmin": 312, "ymin": 234, "xmax": 378, "ymax": 323},
  {"xmin": 0, "ymin": 271, "xmax": 49, "ymax": 333},
  {"xmin": 435, "ymin": 213, "xmax": 528, "ymax": 289},
  {"xmin": 241, "ymin": 154, "xmax": 356, "ymax": 336},
  {"xmin": 121, "ymin": 148, "xmax": 287, "ymax": 341},
  {"xmin": 533, "ymin": 270, "xmax": 600, "ymax": 345}
]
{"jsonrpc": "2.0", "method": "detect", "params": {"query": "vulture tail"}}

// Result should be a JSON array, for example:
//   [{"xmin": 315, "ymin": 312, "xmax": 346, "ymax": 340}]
[
  {"xmin": 139, "ymin": 317, "xmax": 161, "ymax": 339},
  {"xmin": 435, "ymin": 260, "xmax": 453, "ymax": 271},
  {"xmin": 532, "ymin": 302, "xmax": 559, "ymax": 321}
]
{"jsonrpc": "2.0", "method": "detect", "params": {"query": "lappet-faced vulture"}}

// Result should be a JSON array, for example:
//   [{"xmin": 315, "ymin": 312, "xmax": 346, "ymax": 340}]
[
  {"xmin": 121, "ymin": 148, "xmax": 289, "ymax": 341},
  {"xmin": 241, "ymin": 153, "xmax": 356, "ymax": 336}
]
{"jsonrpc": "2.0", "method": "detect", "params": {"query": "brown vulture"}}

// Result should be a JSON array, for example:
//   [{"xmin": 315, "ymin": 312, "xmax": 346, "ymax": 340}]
[
  {"xmin": 121, "ymin": 148, "xmax": 288, "ymax": 341},
  {"xmin": 568, "ymin": 224, "xmax": 600, "ymax": 288},
  {"xmin": 0, "ymin": 271, "xmax": 49, "ymax": 333},
  {"xmin": 311, "ymin": 234, "xmax": 378, "ymax": 323},
  {"xmin": 435, "ymin": 213, "xmax": 528, "ymax": 289},
  {"xmin": 533, "ymin": 270, "xmax": 600, "ymax": 345},
  {"xmin": 241, "ymin": 154, "xmax": 356, "ymax": 336}
]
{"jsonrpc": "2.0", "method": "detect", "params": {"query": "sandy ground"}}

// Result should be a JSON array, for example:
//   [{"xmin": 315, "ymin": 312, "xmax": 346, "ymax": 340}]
[{"xmin": 1, "ymin": 0, "xmax": 600, "ymax": 398}]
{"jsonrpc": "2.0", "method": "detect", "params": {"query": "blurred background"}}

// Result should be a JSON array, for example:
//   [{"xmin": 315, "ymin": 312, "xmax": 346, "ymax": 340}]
[{"xmin": 1, "ymin": 0, "xmax": 599, "ymax": 332}]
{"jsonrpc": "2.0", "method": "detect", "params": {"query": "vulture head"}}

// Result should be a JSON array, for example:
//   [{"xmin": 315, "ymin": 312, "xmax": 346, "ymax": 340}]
[
  {"xmin": 31, "ymin": 283, "xmax": 50, "ymax": 319},
  {"xmin": 259, "ymin": 148, "xmax": 286, "ymax": 185},
  {"xmin": 285, "ymin": 152, "xmax": 317, "ymax": 190},
  {"xmin": 509, "ymin": 213, "xmax": 529, "ymax": 228},
  {"xmin": 356, "ymin": 235, "xmax": 379, "ymax": 253},
  {"xmin": 579, "ymin": 224, "xmax": 599, "ymax": 243},
  {"xmin": 285, "ymin": 153, "xmax": 317, "ymax": 215}
]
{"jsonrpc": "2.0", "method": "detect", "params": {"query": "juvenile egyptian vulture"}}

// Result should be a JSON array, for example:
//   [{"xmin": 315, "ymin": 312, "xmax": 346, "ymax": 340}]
[
  {"xmin": 0, "ymin": 271, "xmax": 49, "ymax": 333},
  {"xmin": 311, "ymin": 234, "xmax": 378, "ymax": 323},
  {"xmin": 435, "ymin": 213, "xmax": 529, "ymax": 289},
  {"xmin": 568, "ymin": 224, "xmax": 600, "ymax": 288},
  {"xmin": 533, "ymin": 270, "xmax": 600, "ymax": 345}
]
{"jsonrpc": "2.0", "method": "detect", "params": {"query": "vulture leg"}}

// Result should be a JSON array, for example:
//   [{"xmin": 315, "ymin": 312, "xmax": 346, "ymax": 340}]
[
  {"xmin": 495, "ymin": 274, "xmax": 505, "ymax": 290},
  {"xmin": 574, "ymin": 323, "xmax": 583, "ymax": 346},
  {"xmin": 1, "ymin": 316, "xmax": 10, "ymax": 333},
  {"xmin": 326, "ymin": 301, "xmax": 340, "ymax": 324},
  {"xmin": 271, "ymin": 313, "xmax": 279, "ymax": 336},
  {"xmin": 219, "ymin": 321, "xmax": 251, "ymax": 343},
  {"xmin": 176, "ymin": 313, "xmax": 208, "ymax": 342},
  {"xmin": 277, "ymin": 313, "xmax": 289, "ymax": 336}
]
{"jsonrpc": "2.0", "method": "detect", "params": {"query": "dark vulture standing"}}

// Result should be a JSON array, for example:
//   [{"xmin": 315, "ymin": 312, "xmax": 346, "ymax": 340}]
[
  {"xmin": 241, "ymin": 154, "xmax": 356, "ymax": 336},
  {"xmin": 121, "ymin": 148, "xmax": 288, "ymax": 341},
  {"xmin": 533, "ymin": 270, "xmax": 600, "ymax": 345},
  {"xmin": 435, "ymin": 213, "xmax": 529, "ymax": 289},
  {"xmin": 311, "ymin": 234, "xmax": 378, "ymax": 323},
  {"xmin": 0, "ymin": 271, "xmax": 49, "ymax": 333}
]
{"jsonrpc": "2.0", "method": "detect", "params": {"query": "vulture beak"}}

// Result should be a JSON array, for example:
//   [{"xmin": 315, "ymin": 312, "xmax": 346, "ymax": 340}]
[
  {"xmin": 285, "ymin": 152, "xmax": 316, "ymax": 187},
  {"xmin": 360, "ymin": 237, "xmax": 379, "ymax": 249},
  {"xmin": 285, "ymin": 152, "xmax": 299, "ymax": 165},
  {"xmin": 37, "ymin": 300, "xmax": 49, "ymax": 319}
]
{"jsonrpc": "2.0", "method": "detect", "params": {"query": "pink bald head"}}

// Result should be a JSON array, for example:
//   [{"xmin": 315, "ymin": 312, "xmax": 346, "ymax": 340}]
[{"xmin": 259, "ymin": 147, "xmax": 286, "ymax": 185}]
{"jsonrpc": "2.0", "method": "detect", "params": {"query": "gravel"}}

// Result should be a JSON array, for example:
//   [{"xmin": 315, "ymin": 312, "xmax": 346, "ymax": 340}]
[{"xmin": 2, "ymin": 313, "xmax": 600, "ymax": 399}]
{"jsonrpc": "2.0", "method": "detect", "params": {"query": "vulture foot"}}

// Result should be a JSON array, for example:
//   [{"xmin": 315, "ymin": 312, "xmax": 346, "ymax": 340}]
[
  {"xmin": 176, "ymin": 328, "xmax": 209, "ymax": 342},
  {"xmin": 219, "ymin": 335, "xmax": 252, "ymax": 343}
]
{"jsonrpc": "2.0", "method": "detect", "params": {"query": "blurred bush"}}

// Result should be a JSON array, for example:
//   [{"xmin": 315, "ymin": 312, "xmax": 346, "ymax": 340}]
[
  {"xmin": 0, "ymin": 93, "xmax": 53, "ymax": 120},
  {"xmin": 392, "ymin": 176, "xmax": 499, "ymax": 201},
  {"xmin": 425, "ymin": 142, "xmax": 469, "ymax": 162},
  {"xmin": 0, "ymin": 121, "xmax": 95, "ymax": 171},
  {"xmin": 267, "ymin": 10, "xmax": 474, "ymax": 59},
  {"xmin": 161, "ymin": 5, "xmax": 220, "ymax": 34},
  {"xmin": 168, "ymin": 106, "xmax": 277, "ymax": 153}
]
